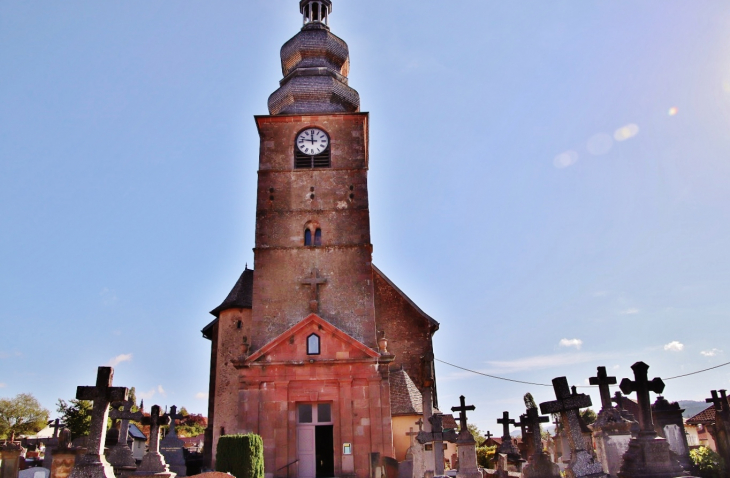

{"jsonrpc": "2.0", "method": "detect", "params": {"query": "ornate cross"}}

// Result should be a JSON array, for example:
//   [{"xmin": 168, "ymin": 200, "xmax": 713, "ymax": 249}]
[
  {"xmin": 75, "ymin": 367, "xmax": 128, "ymax": 459},
  {"xmin": 589, "ymin": 366, "xmax": 617, "ymax": 411},
  {"xmin": 540, "ymin": 377, "xmax": 603, "ymax": 478},
  {"xmin": 301, "ymin": 268, "xmax": 327, "ymax": 313},
  {"xmin": 451, "ymin": 395, "xmax": 476, "ymax": 431},
  {"xmin": 619, "ymin": 361, "xmax": 664, "ymax": 436},
  {"xmin": 168, "ymin": 405, "xmax": 184, "ymax": 436},
  {"xmin": 524, "ymin": 408, "xmax": 549, "ymax": 457},
  {"xmin": 110, "ymin": 400, "xmax": 143, "ymax": 447},
  {"xmin": 497, "ymin": 411, "xmax": 515, "ymax": 440}
]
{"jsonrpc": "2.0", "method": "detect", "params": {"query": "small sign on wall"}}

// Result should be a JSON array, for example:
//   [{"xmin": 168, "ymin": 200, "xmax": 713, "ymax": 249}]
[{"xmin": 343, "ymin": 443, "xmax": 352, "ymax": 455}]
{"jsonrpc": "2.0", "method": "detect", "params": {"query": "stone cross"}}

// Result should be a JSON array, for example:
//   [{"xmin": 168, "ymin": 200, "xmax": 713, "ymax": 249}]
[
  {"xmin": 301, "ymin": 268, "xmax": 327, "ymax": 313},
  {"xmin": 497, "ymin": 411, "xmax": 515, "ymax": 440},
  {"xmin": 167, "ymin": 405, "xmax": 184, "ymax": 436},
  {"xmin": 416, "ymin": 418, "xmax": 424, "ymax": 432},
  {"xmin": 589, "ymin": 366, "xmax": 617, "ymax": 411},
  {"xmin": 416, "ymin": 414, "xmax": 457, "ymax": 476},
  {"xmin": 524, "ymin": 408, "xmax": 549, "ymax": 457},
  {"xmin": 137, "ymin": 405, "xmax": 173, "ymax": 476},
  {"xmin": 706, "ymin": 390, "xmax": 729, "ymax": 418},
  {"xmin": 513, "ymin": 414, "xmax": 529, "ymax": 437},
  {"xmin": 406, "ymin": 427, "xmax": 419, "ymax": 448},
  {"xmin": 451, "ymin": 395, "xmax": 476, "ymax": 432},
  {"xmin": 110, "ymin": 400, "xmax": 143, "ymax": 447},
  {"xmin": 706, "ymin": 390, "xmax": 730, "ymax": 465},
  {"xmin": 540, "ymin": 377, "xmax": 604, "ymax": 478},
  {"xmin": 485, "ymin": 431, "xmax": 493, "ymax": 440},
  {"xmin": 619, "ymin": 361, "xmax": 664, "ymax": 436},
  {"xmin": 51, "ymin": 419, "xmax": 63, "ymax": 439}
]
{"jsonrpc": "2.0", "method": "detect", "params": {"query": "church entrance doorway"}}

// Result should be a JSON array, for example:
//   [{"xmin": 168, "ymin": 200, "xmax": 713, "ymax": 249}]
[{"xmin": 297, "ymin": 403, "xmax": 334, "ymax": 478}]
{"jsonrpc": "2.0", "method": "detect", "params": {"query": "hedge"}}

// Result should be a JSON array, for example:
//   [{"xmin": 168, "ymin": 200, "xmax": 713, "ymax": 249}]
[{"xmin": 215, "ymin": 434, "xmax": 264, "ymax": 478}]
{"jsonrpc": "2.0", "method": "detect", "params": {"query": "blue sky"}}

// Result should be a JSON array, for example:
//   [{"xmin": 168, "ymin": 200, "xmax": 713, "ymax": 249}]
[{"xmin": 2, "ymin": 0, "xmax": 730, "ymax": 433}]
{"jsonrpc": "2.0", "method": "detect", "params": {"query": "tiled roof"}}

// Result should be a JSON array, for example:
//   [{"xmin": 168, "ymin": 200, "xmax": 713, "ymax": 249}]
[
  {"xmin": 210, "ymin": 267, "xmax": 254, "ymax": 317},
  {"xmin": 442, "ymin": 414, "xmax": 458, "ymax": 430},
  {"xmin": 686, "ymin": 406, "xmax": 715, "ymax": 425},
  {"xmin": 390, "ymin": 368, "xmax": 423, "ymax": 416}
]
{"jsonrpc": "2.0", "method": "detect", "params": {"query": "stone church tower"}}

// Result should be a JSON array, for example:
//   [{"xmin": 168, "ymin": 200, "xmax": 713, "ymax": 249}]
[{"xmin": 202, "ymin": 2, "xmax": 439, "ymax": 477}]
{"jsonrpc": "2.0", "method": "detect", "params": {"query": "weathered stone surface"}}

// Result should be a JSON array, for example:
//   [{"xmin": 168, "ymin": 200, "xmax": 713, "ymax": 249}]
[
  {"xmin": 540, "ymin": 377, "xmax": 605, "ymax": 478},
  {"xmin": 520, "ymin": 407, "xmax": 561, "ymax": 478},
  {"xmin": 69, "ymin": 367, "xmax": 129, "ymax": 478},
  {"xmin": 705, "ymin": 390, "xmax": 730, "ymax": 473},
  {"xmin": 135, "ymin": 405, "xmax": 174, "ymax": 478},
  {"xmin": 51, "ymin": 453, "xmax": 77, "ymax": 478},
  {"xmin": 107, "ymin": 401, "xmax": 143, "ymax": 478},
  {"xmin": 1, "ymin": 443, "xmax": 24, "ymax": 478},
  {"xmin": 159, "ymin": 406, "xmax": 186, "ymax": 478},
  {"xmin": 616, "ymin": 362, "xmax": 685, "ymax": 478},
  {"xmin": 495, "ymin": 412, "xmax": 522, "ymax": 470},
  {"xmin": 651, "ymin": 396, "xmax": 691, "ymax": 471}
]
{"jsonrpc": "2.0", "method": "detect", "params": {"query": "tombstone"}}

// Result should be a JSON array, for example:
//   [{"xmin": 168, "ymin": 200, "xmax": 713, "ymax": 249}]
[
  {"xmin": 539, "ymin": 377, "xmax": 605, "ymax": 478},
  {"xmin": 19, "ymin": 468, "xmax": 50, "ymax": 478},
  {"xmin": 107, "ymin": 401, "xmax": 143, "ymax": 478},
  {"xmin": 616, "ymin": 362, "xmax": 685, "ymax": 478},
  {"xmin": 135, "ymin": 405, "xmax": 174, "ymax": 478},
  {"xmin": 589, "ymin": 367, "xmax": 636, "ymax": 478},
  {"xmin": 513, "ymin": 414, "xmax": 532, "ymax": 460},
  {"xmin": 398, "ymin": 427, "xmax": 415, "ymax": 478},
  {"xmin": 411, "ymin": 418, "xmax": 429, "ymax": 478},
  {"xmin": 416, "ymin": 414, "xmax": 457, "ymax": 477},
  {"xmin": 521, "ymin": 407, "xmax": 561, "ymax": 478},
  {"xmin": 495, "ymin": 412, "xmax": 522, "ymax": 471},
  {"xmin": 159, "ymin": 406, "xmax": 186, "ymax": 477},
  {"xmin": 67, "ymin": 367, "xmax": 128, "ymax": 478},
  {"xmin": 651, "ymin": 396, "xmax": 691, "ymax": 471},
  {"xmin": 450, "ymin": 396, "xmax": 480, "ymax": 478},
  {"xmin": 1, "ymin": 442, "xmax": 24, "ymax": 478},
  {"xmin": 50, "ymin": 428, "xmax": 85, "ymax": 478},
  {"xmin": 705, "ymin": 390, "xmax": 730, "ymax": 473},
  {"xmin": 43, "ymin": 421, "xmax": 65, "ymax": 470}
]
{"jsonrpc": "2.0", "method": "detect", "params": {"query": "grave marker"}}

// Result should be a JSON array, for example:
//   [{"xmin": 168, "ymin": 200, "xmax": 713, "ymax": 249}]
[{"xmin": 135, "ymin": 405, "xmax": 174, "ymax": 478}]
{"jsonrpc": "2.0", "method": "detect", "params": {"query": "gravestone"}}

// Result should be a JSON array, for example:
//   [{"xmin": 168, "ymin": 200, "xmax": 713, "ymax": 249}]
[
  {"xmin": 399, "ymin": 428, "xmax": 416, "ymax": 478},
  {"xmin": 589, "ymin": 367, "xmax": 636, "ymax": 478},
  {"xmin": 651, "ymin": 396, "xmax": 691, "ymax": 471},
  {"xmin": 416, "ymin": 414, "xmax": 457, "ymax": 477},
  {"xmin": 159, "ymin": 406, "xmax": 186, "ymax": 477},
  {"xmin": 451, "ymin": 396, "xmax": 480, "ymax": 478},
  {"xmin": 69, "ymin": 367, "xmax": 129, "ymax": 478},
  {"xmin": 540, "ymin": 377, "xmax": 605, "ymax": 478},
  {"xmin": 521, "ymin": 407, "xmax": 561, "ymax": 478},
  {"xmin": 43, "ymin": 420, "xmax": 64, "ymax": 470},
  {"xmin": 513, "ymin": 414, "xmax": 532, "ymax": 460},
  {"xmin": 616, "ymin": 362, "xmax": 685, "ymax": 478},
  {"xmin": 135, "ymin": 405, "xmax": 174, "ymax": 478},
  {"xmin": 495, "ymin": 412, "xmax": 522, "ymax": 471},
  {"xmin": 1, "ymin": 442, "xmax": 24, "ymax": 478},
  {"xmin": 706, "ymin": 390, "xmax": 730, "ymax": 472},
  {"xmin": 19, "ymin": 468, "xmax": 50, "ymax": 478},
  {"xmin": 411, "ymin": 418, "xmax": 429, "ymax": 478},
  {"xmin": 50, "ymin": 428, "xmax": 84, "ymax": 478},
  {"xmin": 107, "ymin": 401, "xmax": 143, "ymax": 478}
]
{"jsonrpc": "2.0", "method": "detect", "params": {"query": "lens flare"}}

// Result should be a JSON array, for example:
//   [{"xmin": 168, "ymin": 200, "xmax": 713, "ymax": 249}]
[
  {"xmin": 614, "ymin": 123, "xmax": 639, "ymax": 142},
  {"xmin": 553, "ymin": 150, "xmax": 579, "ymax": 169},
  {"xmin": 668, "ymin": 107, "xmax": 678, "ymax": 116}
]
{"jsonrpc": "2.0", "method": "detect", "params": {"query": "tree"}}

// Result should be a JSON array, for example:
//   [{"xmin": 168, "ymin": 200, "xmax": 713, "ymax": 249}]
[
  {"xmin": 580, "ymin": 408, "xmax": 597, "ymax": 426},
  {"xmin": 177, "ymin": 413, "xmax": 207, "ymax": 438},
  {"xmin": 690, "ymin": 446, "xmax": 724, "ymax": 478},
  {"xmin": 0, "ymin": 393, "xmax": 50, "ymax": 440},
  {"xmin": 57, "ymin": 399, "xmax": 93, "ymax": 439},
  {"xmin": 466, "ymin": 423, "xmax": 486, "ymax": 446}
]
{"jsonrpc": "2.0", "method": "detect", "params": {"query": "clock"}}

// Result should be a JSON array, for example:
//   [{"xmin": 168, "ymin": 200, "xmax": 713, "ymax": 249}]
[{"xmin": 296, "ymin": 128, "xmax": 329, "ymax": 155}]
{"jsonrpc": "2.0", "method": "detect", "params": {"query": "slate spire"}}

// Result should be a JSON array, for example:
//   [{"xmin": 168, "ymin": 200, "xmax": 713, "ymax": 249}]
[{"xmin": 267, "ymin": 0, "xmax": 360, "ymax": 115}]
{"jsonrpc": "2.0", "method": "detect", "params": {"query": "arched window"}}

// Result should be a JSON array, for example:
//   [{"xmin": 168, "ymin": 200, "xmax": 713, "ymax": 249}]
[
  {"xmin": 304, "ymin": 229, "xmax": 312, "ymax": 246},
  {"xmin": 307, "ymin": 334, "xmax": 320, "ymax": 355},
  {"xmin": 314, "ymin": 228, "xmax": 322, "ymax": 246}
]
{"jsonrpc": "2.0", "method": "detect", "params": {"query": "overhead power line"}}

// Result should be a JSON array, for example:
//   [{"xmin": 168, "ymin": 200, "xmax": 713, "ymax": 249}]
[{"xmin": 435, "ymin": 358, "xmax": 730, "ymax": 388}]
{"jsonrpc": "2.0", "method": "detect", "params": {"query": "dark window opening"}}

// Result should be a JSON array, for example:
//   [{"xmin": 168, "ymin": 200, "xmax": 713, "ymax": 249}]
[
  {"xmin": 314, "ymin": 229, "xmax": 322, "ymax": 246},
  {"xmin": 305, "ymin": 229, "xmax": 312, "ymax": 246},
  {"xmin": 307, "ymin": 333, "xmax": 320, "ymax": 355}
]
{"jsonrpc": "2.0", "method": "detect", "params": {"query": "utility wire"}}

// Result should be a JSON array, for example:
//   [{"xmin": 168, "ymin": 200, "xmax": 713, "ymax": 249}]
[{"xmin": 435, "ymin": 357, "xmax": 730, "ymax": 388}]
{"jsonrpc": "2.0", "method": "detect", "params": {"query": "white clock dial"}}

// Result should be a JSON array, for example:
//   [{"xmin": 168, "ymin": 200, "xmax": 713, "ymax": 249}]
[{"xmin": 296, "ymin": 128, "xmax": 329, "ymax": 155}]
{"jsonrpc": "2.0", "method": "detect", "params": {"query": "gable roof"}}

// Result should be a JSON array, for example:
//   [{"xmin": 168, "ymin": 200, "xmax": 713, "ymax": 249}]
[
  {"xmin": 245, "ymin": 313, "xmax": 381, "ymax": 364},
  {"xmin": 390, "ymin": 368, "xmax": 423, "ymax": 416},
  {"xmin": 210, "ymin": 267, "xmax": 254, "ymax": 317},
  {"xmin": 372, "ymin": 264, "xmax": 439, "ymax": 331},
  {"xmin": 128, "ymin": 424, "xmax": 146, "ymax": 440}
]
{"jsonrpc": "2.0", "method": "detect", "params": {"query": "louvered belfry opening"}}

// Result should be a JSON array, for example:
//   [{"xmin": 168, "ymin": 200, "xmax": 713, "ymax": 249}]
[{"xmin": 295, "ymin": 145, "xmax": 331, "ymax": 169}]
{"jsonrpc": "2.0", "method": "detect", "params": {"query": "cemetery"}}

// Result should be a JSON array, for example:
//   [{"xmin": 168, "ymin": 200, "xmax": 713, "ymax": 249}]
[{"xmin": 2, "ymin": 2, "xmax": 729, "ymax": 478}]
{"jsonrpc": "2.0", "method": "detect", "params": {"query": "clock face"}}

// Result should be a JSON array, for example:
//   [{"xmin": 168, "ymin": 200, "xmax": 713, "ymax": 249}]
[{"xmin": 296, "ymin": 128, "xmax": 329, "ymax": 155}]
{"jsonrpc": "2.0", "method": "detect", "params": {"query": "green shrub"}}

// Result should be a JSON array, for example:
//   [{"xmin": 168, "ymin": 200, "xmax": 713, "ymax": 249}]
[
  {"xmin": 215, "ymin": 434, "xmax": 264, "ymax": 478},
  {"xmin": 690, "ymin": 446, "xmax": 724, "ymax": 478},
  {"xmin": 476, "ymin": 445, "xmax": 497, "ymax": 469}
]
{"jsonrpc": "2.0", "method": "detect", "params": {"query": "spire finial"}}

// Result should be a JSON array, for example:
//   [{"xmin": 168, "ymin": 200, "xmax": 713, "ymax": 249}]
[{"xmin": 300, "ymin": 0, "xmax": 332, "ymax": 27}]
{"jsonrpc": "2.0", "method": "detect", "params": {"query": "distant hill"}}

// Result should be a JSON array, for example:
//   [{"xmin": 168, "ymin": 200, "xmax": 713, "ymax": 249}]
[{"xmin": 678, "ymin": 400, "xmax": 710, "ymax": 419}]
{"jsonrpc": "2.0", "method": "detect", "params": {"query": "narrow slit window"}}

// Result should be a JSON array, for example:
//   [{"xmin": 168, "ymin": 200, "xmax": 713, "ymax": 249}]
[
  {"xmin": 314, "ymin": 228, "xmax": 322, "ymax": 246},
  {"xmin": 304, "ymin": 229, "xmax": 312, "ymax": 246},
  {"xmin": 307, "ymin": 333, "xmax": 320, "ymax": 355}
]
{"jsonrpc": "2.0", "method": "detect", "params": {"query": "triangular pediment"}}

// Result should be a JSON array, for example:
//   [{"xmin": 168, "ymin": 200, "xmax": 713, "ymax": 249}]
[{"xmin": 245, "ymin": 314, "xmax": 381, "ymax": 364}]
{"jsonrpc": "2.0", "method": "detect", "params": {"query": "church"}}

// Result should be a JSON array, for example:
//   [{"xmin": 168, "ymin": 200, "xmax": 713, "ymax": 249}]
[{"xmin": 201, "ymin": 2, "xmax": 440, "ymax": 477}]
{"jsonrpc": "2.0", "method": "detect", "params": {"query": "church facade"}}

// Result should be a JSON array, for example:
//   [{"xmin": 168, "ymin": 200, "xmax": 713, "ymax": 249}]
[{"xmin": 202, "ymin": 2, "xmax": 439, "ymax": 477}]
